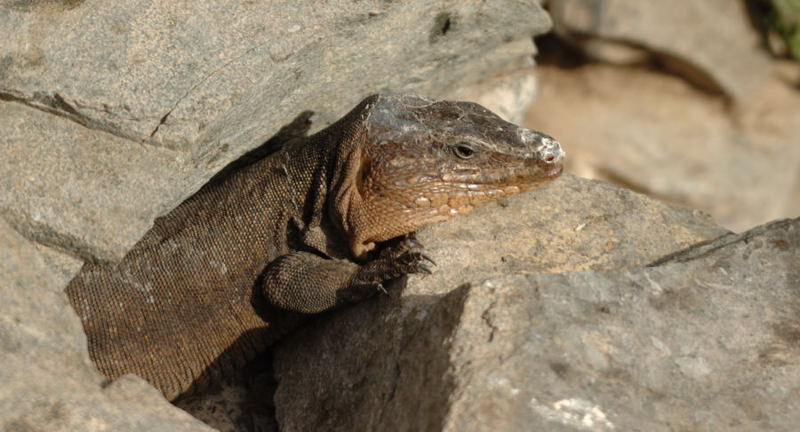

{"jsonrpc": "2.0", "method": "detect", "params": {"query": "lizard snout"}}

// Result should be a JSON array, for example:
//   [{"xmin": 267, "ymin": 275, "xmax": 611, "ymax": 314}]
[
  {"xmin": 519, "ymin": 129, "xmax": 565, "ymax": 165},
  {"xmin": 536, "ymin": 135, "xmax": 565, "ymax": 165}
]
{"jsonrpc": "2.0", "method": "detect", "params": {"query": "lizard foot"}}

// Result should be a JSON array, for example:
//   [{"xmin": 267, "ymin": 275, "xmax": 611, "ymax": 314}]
[{"xmin": 353, "ymin": 233, "xmax": 434, "ymax": 287}]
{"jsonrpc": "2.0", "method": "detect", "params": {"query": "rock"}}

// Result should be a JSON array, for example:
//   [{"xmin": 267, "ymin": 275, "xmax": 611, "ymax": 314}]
[
  {"xmin": 448, "ymin": 39, "xmax": 543, "ymax": 125},
  {"xmin": 0, "ymin": 102, "xmax": 188, "ymax": 262},
  {"xmin": 0, "ymin": 0, "xmax": 551, "ymax": 262},
  {"xmin": 526, "ymin": 63, "xmax": 800, "ymax": 232},
  {"xmin": 272, "ymin": 174, "xmax": 733, "ymax": 431},
  {"xmin": 0, "ymin": 219, "xmax": 213, "ymax": 432},
  {"xmin": 547, "ymin": 0, "xmax": 773, "ymax": 102},
  {"xmin": 434, "ymin": 217, "xmax": 799, "ymax": 431}
]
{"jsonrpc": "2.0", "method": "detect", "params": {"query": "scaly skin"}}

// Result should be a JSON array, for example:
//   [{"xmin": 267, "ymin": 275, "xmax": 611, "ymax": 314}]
[{"xmin": 65, "ymin": 94, "xmax": 564, "ymax": 400}]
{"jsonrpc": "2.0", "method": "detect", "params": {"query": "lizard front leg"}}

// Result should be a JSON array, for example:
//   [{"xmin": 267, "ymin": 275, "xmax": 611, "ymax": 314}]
[{"xmin": 261, "ymin": 237, "xmax": 431, "ymax": 314}]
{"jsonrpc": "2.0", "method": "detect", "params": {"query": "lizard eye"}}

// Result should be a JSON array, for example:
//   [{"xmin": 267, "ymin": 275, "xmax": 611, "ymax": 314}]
[{"xmin": 451, "ymin": 143, "xmax": 476, "ymax": 159}]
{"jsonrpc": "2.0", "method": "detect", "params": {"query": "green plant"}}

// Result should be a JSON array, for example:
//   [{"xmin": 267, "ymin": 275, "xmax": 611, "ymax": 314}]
[{"xmin": 766, "ymin": 0, "xmax": 800, "ymax": 59}]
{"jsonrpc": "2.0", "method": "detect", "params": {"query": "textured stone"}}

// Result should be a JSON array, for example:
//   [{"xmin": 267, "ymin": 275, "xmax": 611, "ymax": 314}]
[
  {"xmin": 437, "ymin": 219, "xmax": 799, "ymax": 431},
  {"xmin": 0, "ymin": 101, "xmax": 186, "ymax": 262},
  {"xmin": 548, "ymin": 0, "xmax": 773, "ymax": 102},
  {"xmin": 0, "ymin": 219, "xmax": 213, "ymax": 432},
  {"xmin": 272, "ymin": 175, "xmax": 732, "ymax": 432},
  {"xmin": 0, "ymin": 0, "xmax": 551, "ymax": 262}
]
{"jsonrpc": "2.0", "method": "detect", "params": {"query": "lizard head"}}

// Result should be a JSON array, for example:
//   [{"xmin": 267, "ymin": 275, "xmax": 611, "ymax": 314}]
[{"xmin": 332, "ymin": 94, "xmax": 564, "ymax": 259}]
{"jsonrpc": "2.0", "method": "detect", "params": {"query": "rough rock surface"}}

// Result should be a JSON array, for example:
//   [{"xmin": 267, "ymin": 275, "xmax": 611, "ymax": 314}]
[
  {"xmin": 547, "ymin": 0, "xmax": 773, "ymax": 102},
  {"xmin": 437, "ymin": 217, "xmax": 798, "ymax": 431},
  {"xmin": 0, "ymin": 102, "xmax": 186, "ymax": 263},
  {"xmin": 526, "ymin": 62, "xmax": 800, "ymax": 232},
  {"xmin": 0, "ymin": 0, "xmax": 551, "ymax": 262},
  {"xmin": 272, "ymin": 174, "xmax": 739, "ymax": 431}
]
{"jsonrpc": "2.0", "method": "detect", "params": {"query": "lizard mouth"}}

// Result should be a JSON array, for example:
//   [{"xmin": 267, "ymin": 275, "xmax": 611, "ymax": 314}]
[
  {"xmin": 349, "ymin": 159, "xmax": 564, "ymax": 258},
  {"xmin": 546, "ymin": 163, "xmax": 564, "ymax": 178},
  {"xmin": 422, "ymin": 161, "xmax": 565, "ymax": 209},
  {"xmin": 493, "ymin": 160, "xmax": 564, "ymax": 192},
  {"xmin": 413, "ymin": 164, "xmax": 564, "ymax": 217}
]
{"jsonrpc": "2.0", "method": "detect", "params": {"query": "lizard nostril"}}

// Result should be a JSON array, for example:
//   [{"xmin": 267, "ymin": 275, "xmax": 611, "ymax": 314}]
[{"xmin": 539, "ymin": 137, "xmax": 565, "ymax": 165}]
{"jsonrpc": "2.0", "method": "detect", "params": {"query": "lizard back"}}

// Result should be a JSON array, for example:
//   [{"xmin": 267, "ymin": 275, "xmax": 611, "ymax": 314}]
[{"xmin": 66, "ymin": 135, "xmax": 326, "ymax": 399}]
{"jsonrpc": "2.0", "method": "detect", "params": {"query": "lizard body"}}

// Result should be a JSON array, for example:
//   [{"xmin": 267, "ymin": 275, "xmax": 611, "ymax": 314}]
[{"xmin": 65, "ymin": 94, "xmax": 564, "ymax": 400}]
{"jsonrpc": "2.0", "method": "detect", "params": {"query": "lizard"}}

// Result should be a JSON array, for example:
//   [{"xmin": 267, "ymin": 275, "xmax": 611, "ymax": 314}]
[{"xmin": 65, "ymin": 94, "xmax": 565, "ymax": 400}]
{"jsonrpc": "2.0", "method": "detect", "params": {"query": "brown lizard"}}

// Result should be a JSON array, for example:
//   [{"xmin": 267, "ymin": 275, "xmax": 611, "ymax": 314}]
[{"xmin": 65, "ymin": 94, "xmax": 564, "ymax": 400}]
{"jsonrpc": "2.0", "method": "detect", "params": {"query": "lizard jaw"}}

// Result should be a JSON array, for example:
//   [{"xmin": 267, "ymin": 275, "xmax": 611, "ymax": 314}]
[{"xmin": 346, "ymin": 161, "xmax": 564, "ymax": 259}]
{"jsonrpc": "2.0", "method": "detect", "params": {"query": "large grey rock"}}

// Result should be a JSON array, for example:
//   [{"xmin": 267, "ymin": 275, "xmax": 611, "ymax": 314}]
[
  {"xmin": 0, "ymin": 102, "xmax": 187, "ymax": 262},
  {"xmin": 433, "ymin": 217, "xmax": 799, "ymax": 431},
  {"xmin": 0, "ymin": 219, "xmax": 213, "ymax": 432},
  {"xmin": 547, "ymin": 0, "xmax": 773, "ymax": 102},
  {"xmin": 0, "ymin": 0, "xmax": 551, "ymax": 262},
  {"xmin": 527, "ymin": 63, "xmax": 800, "ymax": 232},
  {"xmin": 272, "ymin": 174, "xmax": 732, "ymax": 431}
]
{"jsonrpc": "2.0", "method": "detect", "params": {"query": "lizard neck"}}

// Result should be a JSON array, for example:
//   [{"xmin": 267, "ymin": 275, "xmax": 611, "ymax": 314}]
[
  {"xmin": 269, "ymin": 107, "xmax": 370, "ymax": 260},
  {"xmin": 322, "ymin": 114, "xmax": 373, "ymax": 259}
]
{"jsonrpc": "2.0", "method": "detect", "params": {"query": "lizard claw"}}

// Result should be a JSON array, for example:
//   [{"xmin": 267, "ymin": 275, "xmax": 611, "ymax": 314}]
[
  {"xmin": 376, "ymin": 283, "xmax": 388, "ymax": 295},
  {"xmin": 357, "ymin": 235, "xmax": 436, "ymax": 284},
  {"xmin": 405, "ymin": 235, "xmax": 423, "ymax": 250}
]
